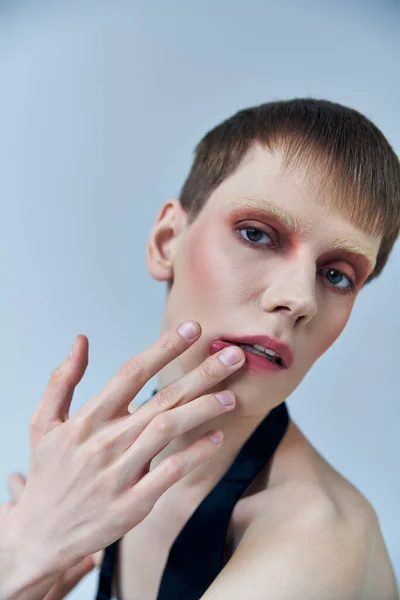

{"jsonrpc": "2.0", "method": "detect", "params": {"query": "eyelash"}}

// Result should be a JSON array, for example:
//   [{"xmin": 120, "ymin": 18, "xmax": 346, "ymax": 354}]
[{"xmin": 234, "ymin": 226, "xmax": 357, "ymax": 296}]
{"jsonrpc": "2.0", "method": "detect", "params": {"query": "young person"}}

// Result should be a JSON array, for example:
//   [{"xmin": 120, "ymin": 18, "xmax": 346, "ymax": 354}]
[{"xmin": 2, "ymin": 99, "xmax": 399, "ymax": 600}]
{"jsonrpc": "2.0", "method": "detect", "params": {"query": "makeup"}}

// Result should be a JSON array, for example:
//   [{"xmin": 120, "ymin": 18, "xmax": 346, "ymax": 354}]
[{"xmin": 209, "ymin": 340, "xmax": 284, "ymax": 374}]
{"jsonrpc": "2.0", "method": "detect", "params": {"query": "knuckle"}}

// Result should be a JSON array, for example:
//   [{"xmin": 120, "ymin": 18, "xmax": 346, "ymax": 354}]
[
  {"xmin": 159, "ymin": 334, "xmax": 175, "ymax": 351},
  {"xmin": 155, "ymin": 386, "xmax": 182, "ymax": 411},
  {"xmin": 49, "ymin": 363, "xmax": 67, "ymax": 382},
  {"xmin": 163, "ymin": 454, "xmax": 186, "ymax": 480},
  {"xmin": 68, "ymin": 415, "xmax": 91, "ymax": 445},
  {"xmin": 49, "ymin": 363, "xmax": 75, "ymax": 388},
  {"xmin": 152, "ymin": 413, "xmax": 175, "ymax": 437},
  {"xmin": 87, "ymin": 436, "xmax": 104, "ymax": 457},
  {"xmin": 85, "ymin": 440, "xmax": 111, "ymax": 469},
  {"xmin": 119, "ymin": 358, "xmax": 144, "ymax": 383},
  {"xmin": 199, "ymin": 358, "xmax": 219, "ymax": 380}
]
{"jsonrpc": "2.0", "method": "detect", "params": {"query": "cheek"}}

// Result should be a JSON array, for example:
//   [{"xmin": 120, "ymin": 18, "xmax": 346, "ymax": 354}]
[
  {"xmin": 186, "ymin": 232, "xmax": 212, "ymax": 286},
  {"xmin": 313, "ymin": 310, "xmax": 352, "ymax": 358},
  {"xmin": 184, "ymin": 225, "xmax": 234, "ymax": 295}
]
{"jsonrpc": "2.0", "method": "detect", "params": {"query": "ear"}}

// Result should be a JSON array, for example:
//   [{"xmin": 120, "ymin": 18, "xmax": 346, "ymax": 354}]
[{"xmin": 146, "ymin": 198, "xmax": 188, "ymax": 282}]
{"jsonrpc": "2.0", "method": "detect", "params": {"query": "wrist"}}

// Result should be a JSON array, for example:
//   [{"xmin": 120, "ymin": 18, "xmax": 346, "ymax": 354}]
[{"xmin": 0, "ymin": 509, "xmax": 61, "ymax": 600}]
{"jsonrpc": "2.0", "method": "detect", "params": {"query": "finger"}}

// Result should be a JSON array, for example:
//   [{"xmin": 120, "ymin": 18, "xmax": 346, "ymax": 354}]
[
  {"xmin": 43, "ymin": 555, "xmax": 95, "ymax": 600},
  {"xmin": 116, "ymin": 343, "xmax": 245, "ymax": 444},
  {"xmin": 31, "ymin": 335, "xmax": 89, "ymax": 439},
  {"xmin": 79, "ymin": 344, "xmax": 244, "ymax": 471},
  {"xmin": 72, "ymin": 321, "xmax": 203, "ymax": 432},
  {"xmin": 92, "ymin": 549, "xmax": 105, "ymax": 568},
  {"xmin": 120, "ymin": 428, "xmax": 225, "ymax": 528},
  {"xmin": 6, "ymin": 472, "xmax": 26, "ymax": 504},
  {"xmin": 109, "ymin": 389, "xmax": 236, "ymax": 489}
]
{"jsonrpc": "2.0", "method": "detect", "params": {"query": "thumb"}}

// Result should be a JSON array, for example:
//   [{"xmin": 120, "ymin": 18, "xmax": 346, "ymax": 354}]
[{"xmin": 6, "ymin": 472, "xmax": 26, "ymax": 504}]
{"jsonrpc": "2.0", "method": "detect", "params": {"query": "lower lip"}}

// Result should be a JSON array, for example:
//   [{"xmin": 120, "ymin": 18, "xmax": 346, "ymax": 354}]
[{"xmin": 209, "ymin": 340, "xmax": 285, "ymax": 374}]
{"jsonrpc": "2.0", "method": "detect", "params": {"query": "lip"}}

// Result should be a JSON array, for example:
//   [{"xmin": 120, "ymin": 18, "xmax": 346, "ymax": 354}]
[
  {"xmin": 209, "ymin": 340, "xmax": 283, "ymax": 373},
  {"xmin": 210, "ymin": 334, "xmax": 294, "ymax": 369}
]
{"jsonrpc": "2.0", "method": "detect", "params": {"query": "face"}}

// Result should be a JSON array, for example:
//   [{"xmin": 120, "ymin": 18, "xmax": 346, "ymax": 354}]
[{"xmin": 147, "ymin": 143, "xmax": 381, "ymax": 416}]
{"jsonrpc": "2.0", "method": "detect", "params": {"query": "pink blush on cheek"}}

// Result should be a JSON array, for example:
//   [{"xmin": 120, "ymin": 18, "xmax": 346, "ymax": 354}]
[{"xmin": 184, "ymin": 226, "xmax": 226, "ymax": 294}]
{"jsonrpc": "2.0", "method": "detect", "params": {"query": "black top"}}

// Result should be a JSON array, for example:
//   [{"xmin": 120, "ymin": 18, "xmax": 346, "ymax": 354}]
[{"xmin": 95, "ymin": 388, "xmax": 290, "ymax": 600}]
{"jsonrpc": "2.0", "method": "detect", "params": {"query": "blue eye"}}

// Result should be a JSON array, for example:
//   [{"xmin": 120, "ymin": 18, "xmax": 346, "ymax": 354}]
[
  {"xmin": 235, "ymin": 227, "xmax": 356, "ymax": 295},
  {"xmin": 238, "ymin": 227, "xmax": 273, "ymax": 246},
  {"xmin": 321, "ymin": 268, "xmax": 355, "ymax": 294}
]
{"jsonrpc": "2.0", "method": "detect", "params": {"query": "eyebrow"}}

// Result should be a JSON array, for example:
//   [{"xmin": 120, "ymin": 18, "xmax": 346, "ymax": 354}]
[{"xmin": 227, "ymin": 197, "xmax": 377, "ymax": 272}]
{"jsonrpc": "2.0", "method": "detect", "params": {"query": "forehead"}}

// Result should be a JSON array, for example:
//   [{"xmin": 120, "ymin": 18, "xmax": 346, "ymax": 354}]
[
  {"xmin": 206, "ymin": 143, "xmax": 381, "ymax": 271},
  {"xmin": 219, "ymin": 142, "xmax": 338, "ymax": 208}
]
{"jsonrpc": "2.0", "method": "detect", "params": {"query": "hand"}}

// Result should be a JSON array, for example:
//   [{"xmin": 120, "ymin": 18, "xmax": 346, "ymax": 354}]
[
  {"xmin": 9, "ymin": 321, "xmax": 246, "ymax": 577},
  {"xmin": 5, "ymin": 473, "xmax": 104, "ymax": 600}
]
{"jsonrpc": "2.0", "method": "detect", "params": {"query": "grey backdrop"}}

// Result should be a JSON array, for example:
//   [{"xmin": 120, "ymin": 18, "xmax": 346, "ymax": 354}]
[{"xmin": 0, "ymin": 1, "xmax": 398, "ymax": 598}]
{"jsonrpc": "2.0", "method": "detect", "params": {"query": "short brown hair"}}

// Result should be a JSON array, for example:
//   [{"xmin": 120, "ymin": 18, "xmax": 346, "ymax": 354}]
[{"xmin": 178, "ymin": 98, "xmax": 400, "ymax": 286}]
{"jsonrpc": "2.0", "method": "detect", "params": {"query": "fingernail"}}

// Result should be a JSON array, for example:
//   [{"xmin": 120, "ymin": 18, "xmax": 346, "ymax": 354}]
[
  {"xmin": 177, "ymin": 321, "xmax": 200, "ymax": 340},
  {"xmin": 215, "ymin": 390, "xmax": 235, "ymax": 406},
  {"xmin": 218, "ymin": 346, "xmax": 243, "ymax": 366},
  {"xmin": 207, "ymin": 429, "xmax": 223, "ymax": 444}
]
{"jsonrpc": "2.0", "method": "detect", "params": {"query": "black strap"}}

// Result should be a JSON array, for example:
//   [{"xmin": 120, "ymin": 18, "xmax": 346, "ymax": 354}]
[
  {"xmin": 157, "ymin": 398, "xmax": 289, "ymax": 599},
  {"xmin": 95, "ymin": 389, "xmax": 290, "ymax": 600}
]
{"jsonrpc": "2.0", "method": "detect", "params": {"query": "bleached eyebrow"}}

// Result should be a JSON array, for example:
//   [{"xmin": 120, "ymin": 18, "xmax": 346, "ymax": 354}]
[
  {"xmin": 328, "ymin": 235, "xmax": 376, "ymax": 271},
  {"xmin": 227, "ymin": 197, "xmax": 377, "ymax": 272},
  {"xmin": 227, "ymin": 197, "xmax": 308, "ymax": 234}
]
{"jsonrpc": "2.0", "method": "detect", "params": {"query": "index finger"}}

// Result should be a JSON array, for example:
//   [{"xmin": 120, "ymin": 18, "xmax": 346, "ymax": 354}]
[{"xmin": 72, "ymin": 321, "xmax": 202, "ymax": 430}]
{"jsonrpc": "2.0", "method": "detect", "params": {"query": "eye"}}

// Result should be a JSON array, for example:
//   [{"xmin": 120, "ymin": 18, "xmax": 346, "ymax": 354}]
[
  {"xmin": 236, "ymin": 227, "xmax": 274, "ymax": 247},
  {"xmin": 235, "ymin": 226, "xmax": 357, "ymax": 295},
  {"xmin": 321, "ymin": 268, "xmax": 356, "ymax": 295}
]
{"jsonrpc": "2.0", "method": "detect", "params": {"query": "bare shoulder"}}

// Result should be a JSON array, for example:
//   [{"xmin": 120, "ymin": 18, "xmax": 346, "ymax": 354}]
[
  {"xmin": 244, "ymin": 419, "xmax": 399, "ymax": 600},
  {"xmin": 358, "ymin": 506, "xmax": 399, "ymax": 600}
]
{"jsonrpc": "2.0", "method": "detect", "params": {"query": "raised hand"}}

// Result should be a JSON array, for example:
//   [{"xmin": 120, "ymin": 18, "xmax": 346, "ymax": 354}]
[
  {"xmin": 5, "ymin": 473, "xmax": 103, "ymax": 600},
  {"xmin": 8, "ymin": 321, "xmax": 246, "ymax": 580}
]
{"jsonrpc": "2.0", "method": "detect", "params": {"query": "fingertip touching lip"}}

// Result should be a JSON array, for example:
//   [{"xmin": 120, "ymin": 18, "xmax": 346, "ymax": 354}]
[{"xmin": 214, "ymin": 334, "xmax": 294, "ymax": 369}]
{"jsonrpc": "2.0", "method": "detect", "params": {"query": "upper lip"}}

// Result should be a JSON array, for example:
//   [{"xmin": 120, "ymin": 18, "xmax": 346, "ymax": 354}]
[{"xmin": 219, "ymin": 334, "xmax": 294, "ymax": 368}]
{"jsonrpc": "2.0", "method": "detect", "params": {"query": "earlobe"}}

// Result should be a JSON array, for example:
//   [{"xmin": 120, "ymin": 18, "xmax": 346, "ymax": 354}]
[{"xmin": 146, "ymin": 198, "xmax": 187, "ymax": 282}]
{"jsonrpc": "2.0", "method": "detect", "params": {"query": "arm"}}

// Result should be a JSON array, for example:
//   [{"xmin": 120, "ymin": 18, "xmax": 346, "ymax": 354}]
[{"xmin": 200, "ymin": 498, "xmax": 369, "ymax": 600}]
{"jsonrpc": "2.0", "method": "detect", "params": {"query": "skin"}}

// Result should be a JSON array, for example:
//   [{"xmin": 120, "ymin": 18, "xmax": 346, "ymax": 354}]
[
  {"xmin": 145, "ymin": 142, "xmax": 381, "ymax": 500},
  {"xmin": 3, "ymin": 141, "xmax": 395, "ymax": 599},
  {"xmin": 5, "ymin": 473, "xmax": 103, "ymax": 600},
  {"xmin": 1, "ymin": 327, "xmax": 248, "ymax": 600}
]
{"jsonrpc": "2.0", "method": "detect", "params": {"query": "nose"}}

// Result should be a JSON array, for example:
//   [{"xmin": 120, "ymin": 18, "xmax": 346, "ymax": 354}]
[{"xmin": 260, "ymin": 257, "xmax": 318, "ymax": 327}]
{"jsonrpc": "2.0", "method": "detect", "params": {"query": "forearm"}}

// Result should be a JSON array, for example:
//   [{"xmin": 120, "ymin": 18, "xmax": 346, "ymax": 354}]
[{"xmin": 0, "ymin": 514, "xmax": 61, "ymax": 600}]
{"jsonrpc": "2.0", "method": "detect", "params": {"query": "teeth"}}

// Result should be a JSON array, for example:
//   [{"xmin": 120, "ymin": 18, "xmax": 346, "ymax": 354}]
[
  {"xmin": 236, "ymin": 343, "xmax": 280, "ymax": 363},
  {"xmin": 252, "ymin": 343, "xmax": 278, "ymax": 357}
]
